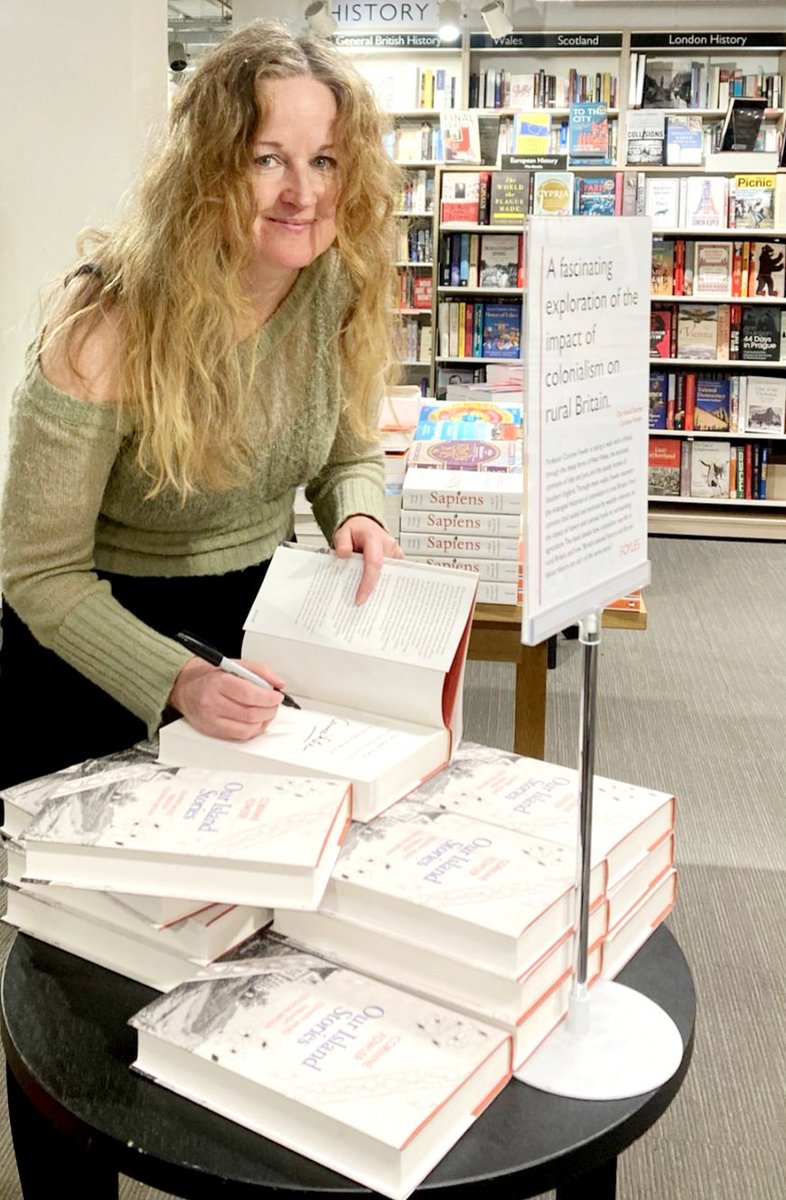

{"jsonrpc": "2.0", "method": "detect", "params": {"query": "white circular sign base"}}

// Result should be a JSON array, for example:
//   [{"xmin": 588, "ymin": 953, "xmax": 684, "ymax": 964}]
[{"xmin": 514, "ymin": 980, "xmax": 684, "ymax": 1100}]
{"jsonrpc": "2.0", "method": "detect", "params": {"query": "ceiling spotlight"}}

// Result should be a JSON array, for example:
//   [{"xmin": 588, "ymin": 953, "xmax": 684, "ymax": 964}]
[
  {"xmin": 437, "ymin": 0, "xmax": 462, "ymax": 43},
  {"xmin": 168, "ymin": 41, "xmax": 188, "ymax": 72},
  {"xmin": 481, "ymin": 1, "xmax": 513, "ymax": 40},
  {"xmin": 305, "ymin": 1, "xmax": 337, "ymax": 37}
]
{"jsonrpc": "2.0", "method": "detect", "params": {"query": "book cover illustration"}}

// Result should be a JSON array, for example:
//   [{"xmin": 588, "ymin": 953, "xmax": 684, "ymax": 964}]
[
  {"xmin": 732, "ymin": 175, "xmax": 775, "ymax": 230},
  {"xmin": 684, "ymin": 176, "xmax": 727, "ymax": 230},
  {"xmin": 693, "ymin": 379, "xmax": 731, "ymax": 431},
  {"xmin": 480, "ymin": 302, "xmax": 521, "ymax": 359},
  {"xmin": 641, "ymin": 60, "xmax": 693, "ymax": 108},
  {"xmin": 479, "ymin": 234, "xmax": 520, "ymax": 287},
  {"xmin": 567, "ymin": 102, "xmax": 610, "ymax": 162},
  {"xmin": 665, "ymin": 114, "xmax": 703, "ymax": 165},
  {"xmin": 440, "ymin": 173, "xmax": 481, "ymax": 223},
  {"xmin": 749, "ymin": 242, "xmax": 785, "ymax": 297},
  {"xmin": 649, "ymin": 372, "xmax": 668, "ymax": 427},
  {"xmin": 575, "ymin": 175, "xmax": 617, "ymax": 217},
  {"xmin": 677, "ymin": 305, "xmax": 719, "ymax": 359},
  {"xmin": 407, "ymin": 439, "xmax": 522, "ymax": 472},
  {"xmin": 644, "ymin": 177, "xmax": 680, "ymax": 229},
  {"xmin": 625, "ymin": 111, "xmax": 665, "ymax": 165},
  {"xmin": 512, "ymin": 112, "xmax": 551, "ymax": 156},
  {"xmin": 23, "ymin": 769, "xmax": 350, "ymax": 868},
  {"xmin": 489, "ymin": 171, "xmax": 530, "ymax": 224},
  {"xmin": 130, "ymin": 940, "xmax": 509, "ymax": 1158},
  {"xmin": 651, "ymin": 240, "xmax": 675, "ymax": 295},
  {"xmin": 745, "ymin": 377, "xmax": 786, "ymax": 433},
  {"xmin": 740, "ymin": 305, "xmax": 780, "ymax": 361},
  {"xmin": 690, "ymin": 439, "xmax": 731, "ymax": 498},
  {"xmin": 693, "ymin": 241, "xmax": 732, "ymax": 297},
  {"xmin": 648, "ymin": 438, "xmax": 682, "ymax": 496},
  {"xmin": 650, "ymin": 307, "xmax": 673, "ymax": 358},
  {"xmin": 440, "ymin": 110, "xmax": 481, "ymax": 163},
  {"xmin": 532, "ymin": 172, "xmax": 574, "ymax": 217},
  {"xmin": 415, "ymin": 402, "xmax": 521, "ymax": 443}
]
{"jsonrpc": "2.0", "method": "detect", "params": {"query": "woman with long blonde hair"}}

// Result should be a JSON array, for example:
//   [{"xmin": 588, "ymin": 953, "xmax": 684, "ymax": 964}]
[{"xmin": 0, "ymin": 21, "xmax": 403, "ymax": 787}]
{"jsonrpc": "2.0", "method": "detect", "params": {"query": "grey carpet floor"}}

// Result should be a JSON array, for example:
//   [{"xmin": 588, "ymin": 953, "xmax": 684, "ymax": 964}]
[{"xmin": 0, "ymin": 535, "xmax": 784, "ymax": 1198}]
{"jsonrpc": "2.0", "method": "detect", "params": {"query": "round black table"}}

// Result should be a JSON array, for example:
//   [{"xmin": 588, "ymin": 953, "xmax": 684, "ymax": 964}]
[{"xmin": 1, "ymin": 926, "xmax": 695, "ymax": 1200}]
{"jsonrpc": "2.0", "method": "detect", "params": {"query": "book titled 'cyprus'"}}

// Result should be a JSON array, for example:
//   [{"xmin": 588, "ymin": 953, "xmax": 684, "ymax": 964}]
[
  {"xmin": 21, "ymin": 767, "xmax": 350, "ymax": 909},
  {"xmin": 158, "ymin": 546, "xmax": 478, "ymax": 823},
  {"xmin": 129, "ymin": 942, "xmax": 511, "ymax": 1200}
]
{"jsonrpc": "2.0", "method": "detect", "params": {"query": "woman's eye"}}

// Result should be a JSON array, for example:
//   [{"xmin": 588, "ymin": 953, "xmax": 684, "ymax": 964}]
[
  {"xmin": 313, "ymin": 155, "xmax": 338, "ymax": 171},
  {"xmin": 254, "ymin": 154, "xmax": 281, "ymax": 169}
]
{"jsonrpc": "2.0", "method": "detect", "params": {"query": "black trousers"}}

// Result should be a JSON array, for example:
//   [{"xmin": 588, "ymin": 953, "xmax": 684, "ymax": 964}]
[{"xmin": 0, "ymin": 561, "xmax": 271, "ymax": 790}]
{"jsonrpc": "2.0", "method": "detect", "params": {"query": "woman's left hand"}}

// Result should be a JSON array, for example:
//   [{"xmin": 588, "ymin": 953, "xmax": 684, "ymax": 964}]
[{"xmin": 333, "ymin": 515, "xmax": 404, "ymax": 604}]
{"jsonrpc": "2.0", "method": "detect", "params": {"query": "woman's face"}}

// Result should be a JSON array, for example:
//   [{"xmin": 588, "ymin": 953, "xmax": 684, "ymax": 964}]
[{"xmin": 249, "ymin": 76, "xmax": 340, "ymax": 277}]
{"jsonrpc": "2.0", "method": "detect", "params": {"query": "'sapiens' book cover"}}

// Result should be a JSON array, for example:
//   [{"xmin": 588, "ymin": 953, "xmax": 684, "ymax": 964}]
[
  {"xmin": 406, "ymin": 741, "xmax": 674, "ymax": 890},
  {"xmin": 320, "ymin": 798, "xmax": 605, "ymax": 978},
  {"xmin": 21, "ymin": 767, "xmax": 351, "ymax": 909},
  {"xmin": 690, "ymin": 438, "xmax": 732, "ymax": 497},
  {"xmin": 129, "ymin": 938, "xmax": 512, "ymax": 1200},
  {"xmin": 693, "ymin": 379, "xmax": 731, "ymax": 431},
  {"xmin": 532, "ymin": 171, "xmax": 574, "ymax": 217},
  {"xmin": 401, "ymin": 467, "xmax": 523, "ymax": 514},
  {"xmin": 677, "ymin": 305, "xmax": 720, "ymax": 359},
  {"xmin": 648, "ymin": 438, "xmax": 682, "ymax": 496},
  {"xmin": 158, "ymin": 547, "xmax": 478, "ymax": 823}
]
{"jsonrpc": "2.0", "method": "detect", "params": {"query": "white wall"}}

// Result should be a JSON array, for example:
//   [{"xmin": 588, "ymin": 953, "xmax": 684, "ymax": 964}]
[{"xmin": 0, "ymin": 0, "xmax": 167, "ymax": 490}]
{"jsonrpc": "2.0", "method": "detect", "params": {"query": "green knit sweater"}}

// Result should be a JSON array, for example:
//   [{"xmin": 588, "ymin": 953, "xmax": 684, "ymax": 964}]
[{"xmin": 1, "ymin": 249, "xmax": 385, "ymax": 733}]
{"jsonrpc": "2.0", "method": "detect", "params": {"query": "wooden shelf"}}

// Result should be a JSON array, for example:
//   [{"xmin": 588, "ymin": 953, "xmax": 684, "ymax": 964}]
[{"xmin": 649, "ymin": 502, "xmax": 786, "ymax": 539}]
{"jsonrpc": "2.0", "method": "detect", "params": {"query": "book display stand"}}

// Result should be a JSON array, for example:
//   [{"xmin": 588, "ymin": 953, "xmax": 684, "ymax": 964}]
[{"xmin": 516, "ymin": 610, "xmax": 684, "ymax": 1100}]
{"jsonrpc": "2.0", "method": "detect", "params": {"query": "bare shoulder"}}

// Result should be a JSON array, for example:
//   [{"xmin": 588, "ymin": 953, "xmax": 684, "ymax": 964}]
[{"xmin": 39, "ymin": 300, "xmax": 123, "ymax": 405}]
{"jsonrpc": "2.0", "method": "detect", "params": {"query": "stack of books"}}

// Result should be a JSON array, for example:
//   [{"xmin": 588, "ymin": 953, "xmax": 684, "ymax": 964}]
[{"xmin": 399, "ymin": 397, "xmax": 523, "ymax": 605}]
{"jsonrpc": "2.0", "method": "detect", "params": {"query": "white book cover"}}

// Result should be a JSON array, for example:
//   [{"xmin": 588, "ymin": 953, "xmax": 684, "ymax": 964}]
[
  {"xmin": 606, "ymin": 834, "xmax": 674, "ymax": 930},
  {"xmin": 399, "ymin": 509, "xmax": 521, "ymax": 538},
  {"xmin": 402, "ymin": 467, "xmax": 523, "ymax": 514},
  {"xmin": 407, "ymin": 555, "xmax": 521, "ymax": 583},
  {"xmin": 159, "ymin": 548, "xmax": 477, "ymax": 823},
  {"xmin": 600, "ymin": 869, "xmax": 678, "ymax": 980},
  {"xmin": 644, "ymin": 177, "xmax": 680, "ymax": 230},
  {"xmin": 744, "ymin": 375, "xmax": 786, "ymax": 434},
  {"xmin": 689, "ymin": 439, "xmax": 731, "ymax": 498},
  {"xmin": 684, "ymin": 175, "xmax": 728, "ymax": 230},
  {"xmin": 399, "ymin": 532, "xmax": 520, "ymax": 561},
  {"xmin": 406, "ymin": 741, "xmax": 675, "ymax": 889},
  {"xmin": 322, "ymin": 799, "xmax": 604, "ymax": 977},
  {"xmin": 129, "ymin": 940, "xmax": 511, "ymax": 1200},
  {"xmin": 22, "ymin": 767, "xmax": 351, "ymax": 909}
]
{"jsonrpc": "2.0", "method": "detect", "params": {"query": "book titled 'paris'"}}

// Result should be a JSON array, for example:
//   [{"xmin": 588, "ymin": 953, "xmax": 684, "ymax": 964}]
[{"xmin": 129, "ymin": 939, "xmax": 512, "ymax": 1200}]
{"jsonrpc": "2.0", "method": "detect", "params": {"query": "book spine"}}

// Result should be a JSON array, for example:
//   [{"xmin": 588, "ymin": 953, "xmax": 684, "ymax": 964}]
[{"xmin": 736, "ymin": 443, "xmax": 745, "ymax": 497}]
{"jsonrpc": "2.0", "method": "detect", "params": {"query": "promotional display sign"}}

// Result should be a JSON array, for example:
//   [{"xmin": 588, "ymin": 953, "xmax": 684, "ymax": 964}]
[{"xmin": 522, "ymin": 216, "xmax": 652, "ymax": 645}]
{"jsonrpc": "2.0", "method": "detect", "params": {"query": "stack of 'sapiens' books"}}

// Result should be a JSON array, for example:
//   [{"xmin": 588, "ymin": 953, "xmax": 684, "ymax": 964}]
[
  {"xmin": 274, "ymin": 742, "xmax": 676, "ymax": 1072},
  {"xmin": 1, "ymin": 748, "xmax": 351, "ymax": 990},
  {"xmin": 401, "ymin": 398, "xmax": 523, "ymax": 605}
]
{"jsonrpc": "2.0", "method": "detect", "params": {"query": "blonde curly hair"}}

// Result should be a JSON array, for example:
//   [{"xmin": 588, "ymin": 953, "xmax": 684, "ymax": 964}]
[{"xmin": 49, "ymin": 21, "xmax": 401, "ymax": 499}]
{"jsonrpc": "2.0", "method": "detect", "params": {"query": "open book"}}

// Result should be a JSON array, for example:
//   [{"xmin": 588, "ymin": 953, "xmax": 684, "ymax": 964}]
[{"xmin": 158, "ymin": 546, "xmax": 478, "ymax": 821}]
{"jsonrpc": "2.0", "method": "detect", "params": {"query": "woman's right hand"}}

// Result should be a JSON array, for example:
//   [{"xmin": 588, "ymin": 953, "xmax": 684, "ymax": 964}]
[{"xmin": 168, "ymin": 657, "xmax": 285, "ymax": 740}]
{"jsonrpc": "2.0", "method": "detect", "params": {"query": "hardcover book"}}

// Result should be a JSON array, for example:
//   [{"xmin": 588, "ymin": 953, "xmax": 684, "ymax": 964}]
[
  {"xmin": 440, "ymin": 173, "xmax": 481, "ymax": 224},
  {"xmin": 664, "ymin": 114, "xmax": 703, "ymax": 166},
  {"xmin": 440, "ymin": 110, "xmax": 482, "ymax": 164},
  {"xmin": 644, "ymin": 176, "xmax": 680, "ymax": 230},
  {"xmin": 21, "ymin": 767, "xmax": 351, "ymax": 908},
  {"xmin": 320, "ymin": 799, "xmax": 605, "ymax": 976},
  {"xmin": 575, "ymin": 175, "xmax": 618, "ymax": 217},
  {"xmin": 532, "ymin": 172, "xmax": 574, "ymax": 217},
  {"xmin": 684, "ymin": 176, "xmax": 728, "ymax": 230},
  {"xmin": 744, "ymin": 376, "xmax": 786, "ymax": 434},
  {"xmin": 480, "ymin": 302, "xmax": 522, "ymax": 358},
  {"xmin": 489, "ymin": 171, "xmax": 530, "ymax": 224},
  {"xmin": 401, "ymin": 468, "xmax": 523, "ymax": 514},
  {"xmin": 567, "ymin": 102, "xmax": 610, "ymax": 164},
  {"xmin": 693, "ymin": 241, "xmax": 732, "ymax": 297},
  {"xmin": 649, "ymin": 372, "xmax": 668, "ymax": 428},
  {"xmin": 748, "ymin": 241, "xmax": 786, "ymax": 297},
  {"xmin": 414, "ymin": 400, "xmax": 522, "ymax": 442},
  {"xmin": 512, "ymin": 112, "xmax": 551, "ymax": 156},
  {"xmin": 648, "ymin": 438, "xmax": 682, "ymax": 496},
  {"xmin": 479, "ymin": 234, "xmax": 520, "ymax": 287},
  {"xmin": 650, "ymin": 306, "xmax": 674, "ymax": 358},
  {"xmin": 740, "ymin": 305, "xmax": 780, "ymax": 361},
  {"xmin": 690, "ymin": 439, "xmax": 732, "ymax": 497},
  {"xmin": 405, "ymin": 742, "xmax": 675, "ymax": 891},
  {"xmin": 732, "ymin": 174, "xmax": 775, "ymax": 230},
  {"xmin": 677, "ymin": 305, "xmax": 720, "ymax": 359},
  {"xmin": 601, "ymin": 869, "xmax": 678, "ymax": 980},
  {"xmin": 158, "ymin": 547, "xmax": 477, "ymax": 823},
  {"xmin": 407, "ymin": 439, "xmax": 522, "ymax": 472},
  {"xmin": 641, "ymin": 59, "xmax": 693, "ymax": 108},
  {"xmin": 129, "ymin": 940, "xmax": 512, "ymax": 1200},
  {"xmin": 625, "ymin": 111, "xmax": 665, "ymax": 166},
  {"xmin": 651, "ymin": 239, "xmax": 675, "ymax": 295},
  {"xmin": 693, "ymin": 379, "xmax": 731, "ymax": 431}
]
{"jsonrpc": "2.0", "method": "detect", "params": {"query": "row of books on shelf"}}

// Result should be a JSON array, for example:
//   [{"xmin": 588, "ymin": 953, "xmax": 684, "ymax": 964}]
[
  {"xmin": 396, "ymin": 223, "xmax": 433, "ymax": 263},
  {"xmin": 397, "ymin": 271, "xmax": 432, "ymax": 309},
  {"xmin": 439, "ymin": 231, "xmax": 522, "ymax": 289},
  {"xmin": 440, "ymin": 106, "xmax": 617, "ymax": 166},
  {"xmin": 626, "ymin": 110, "xmax": 780, "ymax": 168},
  {"xmin": 652, "ymin": 237, "xmax": 786, "ymax": 299},
  {"xmin": 397, "ymin": 170, "xmax": 435, "ymax": 214},
  {"xmin": 645, "ymin": 173, "xmax": 786, "ymax": 233},
  {"xmin": 650, "ymin": 302, "xmax": 786, "ymax": 363},
  {"xmin": 441, "ymin": 168, "xmax": 624, "ymax": 224},
  {"xmin": 399, "ymin": 318, "xmax": 432, "ymax": 364},
  {"xmin": 468, "ymin": 68, "xmax": 618, "ymax": 111},
  {"xmin": 630, "ymin": 54, "xmax": 783, "ymax": 112},
  {"xmin": 359, "ymin": 61, "xmax": 459, "ymax": 111},
  {"xmin": 1, "ymin": 721, "xmax": 677, "ymax": 1197},
  {"xmin": 438, "ymin": 299, "xmax": 522, "ymax": 360},
  {"xmin": 649, "ymin": 435, "xmax": 780, "ymax": 500},
  {"xmin": 650, "ymin": 370, "xmax": 786, "ymax": 434}
]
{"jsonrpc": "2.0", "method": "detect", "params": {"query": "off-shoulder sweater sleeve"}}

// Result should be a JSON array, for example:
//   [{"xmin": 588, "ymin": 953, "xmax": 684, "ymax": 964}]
[{"xmin": 1, "ymin": 373, "xmax": 191, "ymax": 733}]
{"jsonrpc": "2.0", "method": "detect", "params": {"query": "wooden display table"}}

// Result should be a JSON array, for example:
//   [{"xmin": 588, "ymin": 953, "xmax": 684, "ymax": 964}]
[{"xmin": 468, "ymin": 601, "xmax": 648, "ymax": 760}]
